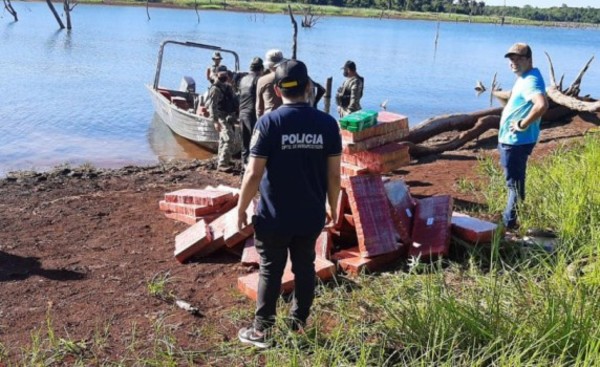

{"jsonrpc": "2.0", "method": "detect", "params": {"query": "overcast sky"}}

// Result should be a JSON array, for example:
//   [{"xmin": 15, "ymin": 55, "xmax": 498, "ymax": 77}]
[{"xmin": 483, "ymin": 0, "xmax": 599, "ymax": 8}]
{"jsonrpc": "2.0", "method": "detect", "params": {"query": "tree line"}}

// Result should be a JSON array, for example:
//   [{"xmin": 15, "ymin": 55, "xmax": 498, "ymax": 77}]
[
  {"xmin": 3, "ymin": 0, "xmax": 600, "ymax": 28},
  {"xmin": 284, "ymin": 0, "xmax": 600, "ymax": 24}
]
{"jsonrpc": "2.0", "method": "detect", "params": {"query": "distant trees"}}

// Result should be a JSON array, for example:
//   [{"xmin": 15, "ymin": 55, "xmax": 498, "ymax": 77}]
[{"xmin": 289, "ymin": 0, "xmax": 600, "ymax": 24}]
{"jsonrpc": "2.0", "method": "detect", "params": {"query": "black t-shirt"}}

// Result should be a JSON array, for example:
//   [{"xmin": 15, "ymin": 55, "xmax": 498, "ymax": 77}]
[
  {"xmin": 250, "ymin": 102, "xmax": 342, "ymax": 235},
  {"xmin": 238, "ymin": 72, "xmax": 260, "ymax": 116}
]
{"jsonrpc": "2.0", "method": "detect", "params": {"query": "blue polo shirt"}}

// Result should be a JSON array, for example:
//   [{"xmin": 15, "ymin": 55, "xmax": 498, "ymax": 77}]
[
  {"xmin": 498, "ymin": 67, "xmax": 546, "ymax": 145},
  {"xmin": 250, "ymin": 102, "xmax": 342, "ymax": 235}
]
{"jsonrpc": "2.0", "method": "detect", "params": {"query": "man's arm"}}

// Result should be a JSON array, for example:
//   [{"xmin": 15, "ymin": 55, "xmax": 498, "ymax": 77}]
[
  {"xmin": 237, "ymin": 157, "xmax": 267, "ymax": 231},
  {"xmin": 347, "ymin": 79, "xmax": 361, "ymax": 112},
  {"xmin": 326, "ymin": 155, "xmax": 341, "ymax": 225},
  {"xmin": 492, "ymin": 90, "xmax": 511, "ymax": 106},
  {"xmin": 515, "ymin": 93, "xmax": 549, "ymax": 130}
]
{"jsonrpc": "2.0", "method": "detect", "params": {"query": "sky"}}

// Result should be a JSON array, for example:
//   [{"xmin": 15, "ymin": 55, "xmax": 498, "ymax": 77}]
[{"xmin": 483, "ymin": 0, "xmax": 600, "ymax": 8}]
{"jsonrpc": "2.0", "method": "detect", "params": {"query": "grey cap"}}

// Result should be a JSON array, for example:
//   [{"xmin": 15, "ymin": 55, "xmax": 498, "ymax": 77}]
[{"xmin": 264, "ymin": 49, "xmax": 285, "ymax": 69}]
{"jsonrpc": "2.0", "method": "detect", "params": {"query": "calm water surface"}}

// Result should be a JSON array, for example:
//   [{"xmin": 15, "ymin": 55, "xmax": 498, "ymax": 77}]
[{"xmin": 1, "ymin": 3, "xmax": 599, "ymax": 175}]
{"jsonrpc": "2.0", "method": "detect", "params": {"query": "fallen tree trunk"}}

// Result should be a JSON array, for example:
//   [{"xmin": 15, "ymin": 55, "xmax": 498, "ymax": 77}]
[
  {"xmin": 405, "ymin": 107, "xmax": 502, "ymax": 144},
  {"xmin": 405, "ymin": 115, "xmax": 500, "ymax": 159},
  {"xmin": 547, "ymin": 86, "xmax": 600, "ymax": 113}
]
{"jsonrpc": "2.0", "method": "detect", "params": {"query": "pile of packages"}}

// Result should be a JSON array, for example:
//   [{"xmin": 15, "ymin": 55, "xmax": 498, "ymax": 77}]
[{"xmin": 161, "ymin": 110, "xmax": 498, "ymax": 301}]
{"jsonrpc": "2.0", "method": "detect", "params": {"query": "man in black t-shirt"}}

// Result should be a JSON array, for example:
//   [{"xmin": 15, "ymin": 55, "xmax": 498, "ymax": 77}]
[
  {"xmin": 238, "ymin": 57, "xmax": 264, "ymax": 166},
  {"xmin": 236, "ymin": 59, "xmax": 342, "ymax": 348}
]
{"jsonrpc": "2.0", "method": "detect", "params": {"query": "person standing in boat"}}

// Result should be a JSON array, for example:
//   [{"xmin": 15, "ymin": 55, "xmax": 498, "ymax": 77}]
[
  {"xmin": 206, "ymin": 51, "xmax": 223, "ymax": 84},
  {"xmin": 208, "ymin": 65, "xmax": 239, "ymax": 172},
  {"xmin": 256, "ymin": 49, "xmax": 285, "ymax": 118},
  {"xmin": 238, "ymin": 57, "xmax": 265, "ymax": 166},
  {"xmin": 336, "ymin": 60, "xmax": 364, "ymax": 117}
]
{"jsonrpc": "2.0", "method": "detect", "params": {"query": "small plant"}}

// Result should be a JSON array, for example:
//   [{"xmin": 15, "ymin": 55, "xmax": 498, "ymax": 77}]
[{"xmin": 147, "ymin": 271, "xmax": 174, "ymax": 301}]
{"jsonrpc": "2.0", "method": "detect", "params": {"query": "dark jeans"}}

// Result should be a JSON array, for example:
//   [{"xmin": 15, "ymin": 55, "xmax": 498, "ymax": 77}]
[
  {"xmin": 498, "ymin": 143, "xmax": 535, "ymax": 228},
  {"xmin": 239, "ymin": 112, "xmax": 257, "ymax": 165},
  {"xmin": 253, "ymin": 229, "xmax": 320, "ymax": 331}
]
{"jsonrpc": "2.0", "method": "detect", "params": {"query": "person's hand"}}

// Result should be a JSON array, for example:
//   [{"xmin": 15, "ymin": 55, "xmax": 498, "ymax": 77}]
[
  {"xmin": 509, "ymin": 119, "xmax": 526, "ymax": 133},
  {"xmin": 237, "ymin": 211, "xmax": 248, "ymax": 232}
]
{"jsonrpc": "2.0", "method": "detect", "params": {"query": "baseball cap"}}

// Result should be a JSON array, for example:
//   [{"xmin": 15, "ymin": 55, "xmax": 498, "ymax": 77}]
[
  {"xmin": 212, "ymin": 51, "xmax": 223, "ymax": 60},
  {"xmin": 250, "ymin": 57, "xmax": 263, "ymax": 70},
  {"xmin": 342, "ymin": 60, "xmax": 356, "ymax": 71},
  {"xmin": 504, "ymin": 43, "xmax": 532, "ymax": 58},
  {"xmin": 275, "ymin": 59, "xmax": 309, "ymax": 91},
  {"xmin": 264, "ymin": 49, "xmax": 285, "ymax": 69}
]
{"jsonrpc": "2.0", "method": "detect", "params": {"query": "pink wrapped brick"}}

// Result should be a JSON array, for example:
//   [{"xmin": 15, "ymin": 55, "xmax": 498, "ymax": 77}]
[
  {"xmin": 174, "ymin": 220, "xmax": 215, "ymax": 263},
  {"xmin": 410, "ymin": 196, "xmax": 453, "ymax": 258},
  {"xmin": 350, "ymin": 143, "xmax": 410, "ymax": 174},
  {"xmin": 346, "ymin": 175, "xmax": 400, "ymax": 257},
  {"xmin": 341, "ymin": 162, "xmax": 369, "ymax": 177},
  {"xmin": 384, "ymin": 179, "xmax": 416, "ymax": 246},
  {"xmin": 159, "ymin": 200, "xmax": 225, "ymax": 217},
  {"xmin": 210, "ymin": 200, "xmax": 256, "ymax": 248},
  {"xmin": 451, "ymin": 212, "xmax": 498, "ymax": 244},
  {"xmin": 164, "ymin": 212, "xmax": 204, "ymax": 225},
  {"xmin": 315, "ymin": 230, "xmax": 333, "ymax": 260},
  {"xmin": 333, "ymin": 189, "xmax": 349, "ymax": 230},
  {"xmin": 164, "ymin": 189, "xmax": 234, "ymax": 207},
  {"xmin": 343, "ymin": 128, "xmax": 410, "ymax": 154},
  {"xmin": 333, "ymin": 246, "xmax": 404, "ymax": 276},
  {"xmin": 241, "ymin": 237, "xmax": 260, "ymax": 266},
  {"xmin": 340, "ymin": 111, "xmax": 408, "ymax": 143}
]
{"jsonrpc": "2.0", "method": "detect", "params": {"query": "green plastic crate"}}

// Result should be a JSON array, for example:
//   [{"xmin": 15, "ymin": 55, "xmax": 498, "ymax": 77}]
[{"xmin": 339, "ymin": 110, "xmax": 378, "ymax": 132}]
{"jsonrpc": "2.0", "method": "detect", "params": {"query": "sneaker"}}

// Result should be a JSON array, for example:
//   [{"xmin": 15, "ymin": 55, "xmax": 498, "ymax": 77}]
[
  {"xmin": 238, "ymin": 326, "xmax": 270, "ymax": 349},
  {"xmin": 217, "ymin": 165, "xmax": 234, "ymax": 173}
]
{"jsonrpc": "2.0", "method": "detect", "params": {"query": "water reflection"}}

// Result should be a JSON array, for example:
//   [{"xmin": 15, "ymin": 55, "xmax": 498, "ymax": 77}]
[{"xmin": 147, "ymin": 113, "xmax": 214, "ymax": 162}]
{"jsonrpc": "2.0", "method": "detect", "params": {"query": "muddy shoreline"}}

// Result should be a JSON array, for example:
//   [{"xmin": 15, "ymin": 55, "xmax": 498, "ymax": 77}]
[{"xmin": 0, "ymin": 113, "xmax": 598, "ymax": 363}]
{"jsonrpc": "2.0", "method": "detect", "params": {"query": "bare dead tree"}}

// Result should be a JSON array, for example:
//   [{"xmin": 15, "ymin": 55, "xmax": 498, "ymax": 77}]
[
  {"xmin": 46, "ymin": 0, "xmax": 65, "ymax": 29},
  {"xmin": 3, "ymin": 0, "xmax": 18, "ymax": 22},
  {"xmin": 146, "ymin": 0, "xmax": 150, "ymax": 20},
  {"xmin": 544, "ymin": 53, "xmax": 600, "ymax": 112},
  {"xmin": 287, "ymin": 4, "xmax": 297, "ymax": 60},
  {"xmin": 194, "ymin": 0, "xmax": 200, "ymax": 23},
  {"xmin": 63, "ymin": 0, "xmax": 77, "ymax": 30},
  {"xmin": 300, "ymin": 6, "xmax": 323, "ymax": 28}
]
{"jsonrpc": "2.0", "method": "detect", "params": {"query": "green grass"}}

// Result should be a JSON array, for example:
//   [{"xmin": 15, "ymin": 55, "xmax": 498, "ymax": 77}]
[{"xmin": 3, "ymin": 136, "xmax": 600, "ymax": 365}]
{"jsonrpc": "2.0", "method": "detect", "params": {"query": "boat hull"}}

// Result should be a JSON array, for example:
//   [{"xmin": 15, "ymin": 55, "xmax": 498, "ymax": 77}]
[{"xmin": 147, "ymin": 85, "xmax": 220, "ymax": 152}]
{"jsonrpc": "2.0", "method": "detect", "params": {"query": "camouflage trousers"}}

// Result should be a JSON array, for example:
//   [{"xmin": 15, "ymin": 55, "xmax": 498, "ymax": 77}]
[{"xmin": 218, "ymin": 116, "xmax": 236, "ymax": 167}]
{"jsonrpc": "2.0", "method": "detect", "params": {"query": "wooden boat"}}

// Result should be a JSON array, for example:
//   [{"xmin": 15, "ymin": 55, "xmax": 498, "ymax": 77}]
[{"xmin": 147, "ymin": 40, "xmax": 241, "ymax": 152}]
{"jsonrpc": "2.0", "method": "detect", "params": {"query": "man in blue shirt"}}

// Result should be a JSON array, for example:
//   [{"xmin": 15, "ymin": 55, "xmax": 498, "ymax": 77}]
[
  {"xmin": 492, "ymin": 43, "xmax": 548, "ymax": 230},
  {"xmin": 236, "ymin": 59, "xmax": 342, "ymax": 348}
]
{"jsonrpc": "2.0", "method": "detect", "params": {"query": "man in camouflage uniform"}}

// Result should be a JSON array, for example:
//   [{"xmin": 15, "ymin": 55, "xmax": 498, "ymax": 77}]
[
  {"xmin": 208, "ymin": 65, "xmax": 238, "ymax": 172},
  {"xmin": 336, "ymin": 60, "xmax": 364, "ymax": 117},
  {"xmin": 206, "ymin": 51, "xmax": 223, "ymax": 84}
]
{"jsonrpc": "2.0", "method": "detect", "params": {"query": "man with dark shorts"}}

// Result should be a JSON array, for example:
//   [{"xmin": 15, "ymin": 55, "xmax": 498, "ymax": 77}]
[{"xmin": 236, "ymin": 59, "xmax": 342, "ymax": 348}]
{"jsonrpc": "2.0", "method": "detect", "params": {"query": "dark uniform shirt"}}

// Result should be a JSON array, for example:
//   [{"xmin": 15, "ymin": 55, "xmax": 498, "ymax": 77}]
[
  {"xmin": 250, "ymin": 102, "xmax": 342, "ymax": 235},
  {"xmin": 238, "ymin": 71, "xmax": 261, "ymax": 117}
]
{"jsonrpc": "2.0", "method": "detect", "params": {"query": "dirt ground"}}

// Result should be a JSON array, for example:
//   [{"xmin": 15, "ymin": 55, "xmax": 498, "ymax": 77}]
[{"xmin": 0, "ymin": 112, "xmax": 598, "ymax": 363}]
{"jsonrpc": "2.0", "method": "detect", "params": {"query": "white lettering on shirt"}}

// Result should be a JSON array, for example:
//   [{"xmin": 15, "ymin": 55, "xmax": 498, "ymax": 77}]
[{"xmin": 281, "ymin": 133, "xmax": 324, "ymax": 150}]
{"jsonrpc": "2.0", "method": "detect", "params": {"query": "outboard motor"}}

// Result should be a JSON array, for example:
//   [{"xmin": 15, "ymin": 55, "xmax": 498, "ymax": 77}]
[{"xmin": 179, "ymin": 76, "xmax": 196, "ymax": 110}]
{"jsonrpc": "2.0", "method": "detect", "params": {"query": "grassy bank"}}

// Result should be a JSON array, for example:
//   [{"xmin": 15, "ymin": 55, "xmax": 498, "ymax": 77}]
[
  {"xmin": 3, "ymin": 135, "xmax": 599, "ymax": 365},
  {"xmin": 84, "ymin": 0, "xmax": 551, "ymax": 26}
]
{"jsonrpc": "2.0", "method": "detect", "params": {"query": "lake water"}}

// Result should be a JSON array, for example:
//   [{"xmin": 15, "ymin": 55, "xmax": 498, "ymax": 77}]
[{"xmin": 1, "ymin": 3, "xmax": 599, "ymax": 175}]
